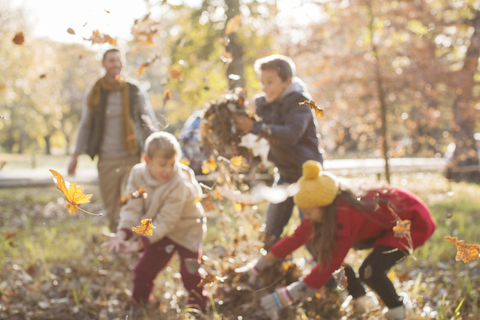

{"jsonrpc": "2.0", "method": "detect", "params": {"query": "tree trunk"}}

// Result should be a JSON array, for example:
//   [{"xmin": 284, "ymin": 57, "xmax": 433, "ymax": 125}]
[
  {"xmin": 225, "ymin": 0, "xmax": 245, "ymax": 89},
  {"xmin": 367, "ymin": 2, "xmax": 390, "ymax": 183},
  {"xmin": 44, "ymin": 135, "xmax": 51, "ymax": 155},
  {"xmin": 449, "ymin": 11, "xmax": 480, "ymax": 182}
]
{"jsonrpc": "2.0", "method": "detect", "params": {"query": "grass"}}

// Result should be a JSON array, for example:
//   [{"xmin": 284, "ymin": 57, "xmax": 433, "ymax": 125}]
[{"xmin": 1, "ymin": 172, "xmax": 480, "ymax": 319}]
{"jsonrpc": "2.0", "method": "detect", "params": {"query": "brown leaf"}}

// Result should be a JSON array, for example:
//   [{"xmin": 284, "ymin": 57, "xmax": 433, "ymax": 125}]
[
  {"xmin": 445, "ymin": 236, "xmax": 480, "ymax": 263},
  {"xmin": 300, "ymin": 100, "xmax": 325, "ymax": 118},
  {"xmin": 132, "ymin": 218, "xmax": 156, "ymax": 236},
  {"xmin": 0, "ymin": 84, "xmax": 6, "ymax": 92},
  {"xmin": 84, "ymin": 30, "xmax": 117, "ymax": 46},
  {"xmin": 130, "ymin": 185, "xmax": 147, "ymax": 199},
  {"xmin": 104, "ymin": 9, "xmax": 110, "ymax": 14},
  {"xmin": 49, "ymin": 169, "xmax": 93, "ymax": 215},
  {"xmin": 163, "ymin": 89, "xmax": 173, "ymax": 103},
  {"xmin": 67, "ymin": 28, "xmax": 76, "ymax": 35},
  {"xmin": 225, "ymin": 15, "xmax": 241, "ymax": 35},
  {"xmin": 169, "ymin": 67, "xmax": 182, "ymax": 80},
  {"xmin": 12, "ymin": 32, "xmax": 24, "ymax": 45},
  {"xmin": 39, "ymin": 74, "xmax": 46, "ymax": 79},
  {"xmin": 201, "ymin": 193, "xmax": 216, "ymax": 212},
  {"xmin": 6, "ymin": 231, "xmax": 14, "ymax": 240},
  {"xmin": 137, "ymin": 55, "xmax": 159, "ymax": 75}
]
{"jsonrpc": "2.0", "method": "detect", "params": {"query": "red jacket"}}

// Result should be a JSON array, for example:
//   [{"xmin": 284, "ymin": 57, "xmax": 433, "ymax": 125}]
[{"xmin": 270, "ymin": 187, "xmax": 436, "ymax": 289}]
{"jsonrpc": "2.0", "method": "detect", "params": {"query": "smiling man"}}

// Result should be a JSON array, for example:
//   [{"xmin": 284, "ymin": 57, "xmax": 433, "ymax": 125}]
[{"xmin": 68, "ymin": 48, "xmax": 158, "ymax": 231}]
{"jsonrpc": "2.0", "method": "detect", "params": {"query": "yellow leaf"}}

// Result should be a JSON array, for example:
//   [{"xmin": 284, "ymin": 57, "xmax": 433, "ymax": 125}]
[
  {"xmin": 180, "ymin": 158, "xmax": 191, "ymax": 166},
  {"xmin": 445, "ymin": 236, "xmax": 480, "ymax": 263},
  {"xmin": 300, "ymin": 100, "xmax": 325, "ymax": 118},
  {"xmin": 194, "ymin": 197, "xmax": 203, "ymax": 204},
  {"xmin": 50, "ymin": 169, "xmax": 92, "ymax": 215},
  {"xmin": 225, "ymin": 15, "xmax": 241, "ymax": 35},
  {"xmin": 132, "ymin": 218, "xmax": 156, "ymax": 236},
  {"xmin": 213, "ymin": 187, "xmax": 223, "ymax": 200},
  {"xmin": 230, "ymin": 156, "xmax": 249, "ymax": 172},
  {"xmin": 393, "ymin": 220, "xmax": 411, "ymax": 238},
  {"xmin": 201, "ymin": 158, "xmax": 217, "ymax": 174}
]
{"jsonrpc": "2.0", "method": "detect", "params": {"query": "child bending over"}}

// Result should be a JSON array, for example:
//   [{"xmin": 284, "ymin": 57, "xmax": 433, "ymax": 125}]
[
  {"xmin": 102, "ymin": 132, "xmax": 207, "ymax": 316},
  {"xmin": 245, "ymin": 160, "xmax": 436, "ymax": 320}
]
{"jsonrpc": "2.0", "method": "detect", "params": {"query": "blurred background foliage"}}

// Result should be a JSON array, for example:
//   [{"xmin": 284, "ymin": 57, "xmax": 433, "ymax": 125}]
[{"xmin": 1, "ymin": 0, "xmax": 480, "ymax": 176}]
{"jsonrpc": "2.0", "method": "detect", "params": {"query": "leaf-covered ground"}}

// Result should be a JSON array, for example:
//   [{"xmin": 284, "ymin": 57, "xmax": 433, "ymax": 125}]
[{"xmin": 1, "ymin": 173, "xmax": 480, "ymax": 319}]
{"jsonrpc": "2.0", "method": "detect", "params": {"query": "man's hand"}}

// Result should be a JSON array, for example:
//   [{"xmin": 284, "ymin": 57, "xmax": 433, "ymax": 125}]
[
  {"xmin": 67, "ymin": 154, "xmax": 79, "ymax": 177},
  {"xmin": 122, "ymin": 238, "xmax": 145, "ymax": 253},
  {"xmin": 101, "ymin": 231, "xmax": 127, "ymax": 253},
  {"xmin": 235, "ymin": 115, "xmax": 254, "ymax": 133}
]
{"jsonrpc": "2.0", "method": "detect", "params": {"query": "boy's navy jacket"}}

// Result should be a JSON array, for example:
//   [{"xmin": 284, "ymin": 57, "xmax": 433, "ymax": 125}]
[{"xmin": 253, "ymin": 77, "xmax": 323, "ymax": 180}]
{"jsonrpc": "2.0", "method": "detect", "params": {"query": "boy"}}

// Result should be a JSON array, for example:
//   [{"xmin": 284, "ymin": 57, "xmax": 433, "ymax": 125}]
[
  {"xmin": 102, "ymin": 132, "xmax": 207, "ymax": 316},
  {"xmin": 235, "ymin": 54, "xmax": 323, "ymax": 247}
]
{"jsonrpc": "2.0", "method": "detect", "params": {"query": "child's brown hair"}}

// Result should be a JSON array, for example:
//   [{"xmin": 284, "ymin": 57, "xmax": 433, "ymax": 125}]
[
  {"xmin": 144, "ymin": 132, "xmax": 181, "ymax": 160},
  {"xmin": 254, "ymin": 54, "xmax": 296, "ymax": 81}
]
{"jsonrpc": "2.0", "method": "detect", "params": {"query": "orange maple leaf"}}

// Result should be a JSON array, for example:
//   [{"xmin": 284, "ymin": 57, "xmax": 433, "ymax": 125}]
[
  {"xmin": 137, "ymin": 55, "xmax": 159, "ymax": 75},
  {"xmin": 163, "ymin": 89, "xmax": 173, "ymax": 104},
  {"xmin": 49, "ymin": 169, "xmax": 99, "ymax": 216},
  {"xmin": 132, "ymin": 218, "xmax": 156, "ymax": 236},
  {"xmin": 300, "ymin": 100, "xmax": 325, "ymax": 118},
  {"xmin": 130, "ymin": 185, "xmax": 147, "ymax": 199},
  {"xmin": 225, "ymin": 15, "xmax": 241, "ymax": 35},
  {"xmin": 445, "ymin": 236, "xmax": 480, "ymax": 263}
]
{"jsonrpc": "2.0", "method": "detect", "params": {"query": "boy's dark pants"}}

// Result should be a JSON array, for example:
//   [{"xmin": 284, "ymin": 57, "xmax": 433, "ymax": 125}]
[
  {"xmin": 132, "ymin": 237, "xmax": 207, "ymax": 310},
  {"xmin": 345, "ymin": 246, "xmax": 407, "ymax": 309}
]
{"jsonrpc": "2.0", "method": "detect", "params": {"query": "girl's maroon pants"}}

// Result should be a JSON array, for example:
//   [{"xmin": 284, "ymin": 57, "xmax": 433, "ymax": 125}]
[{"xmin": 132, "ymin": 237, "xmax": 207, "ymax": 310}]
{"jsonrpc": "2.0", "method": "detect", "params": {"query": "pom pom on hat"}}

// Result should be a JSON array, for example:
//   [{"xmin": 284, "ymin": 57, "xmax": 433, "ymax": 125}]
[
  {"xmin": 303, "ymin": 161, "xmax": 321, "ymax": 180},
  {"xmin": 294, "ymin": 160, "xmax": 339, "ymax": 208}
]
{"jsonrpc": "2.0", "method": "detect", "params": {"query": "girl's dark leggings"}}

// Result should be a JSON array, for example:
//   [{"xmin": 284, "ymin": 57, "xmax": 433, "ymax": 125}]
[{"xmin": 344, "ymin": 246, "xmax": 407, "ymax": 309}]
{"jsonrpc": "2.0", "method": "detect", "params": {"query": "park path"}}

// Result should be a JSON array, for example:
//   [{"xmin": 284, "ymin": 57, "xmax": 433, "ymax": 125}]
[{"xmin": 0, "ymin": 158, "xmax": 447, "ymax": 188}]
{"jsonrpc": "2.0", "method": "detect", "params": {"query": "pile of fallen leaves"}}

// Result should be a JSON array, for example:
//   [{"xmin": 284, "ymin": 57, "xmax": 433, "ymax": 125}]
[{"xmin": 200, "ymin": 87, "xmax": 254, "ymax": 159}]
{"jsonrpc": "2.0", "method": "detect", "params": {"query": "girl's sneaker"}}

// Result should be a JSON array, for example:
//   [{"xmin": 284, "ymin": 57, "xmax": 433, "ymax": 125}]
[
  {"xmin": 353, "ymin": 291, "xmax": 379, "ymax": 313},
  {"xmin": 383, "ymin": 292, "xmax": 411, "ymax": 320}
]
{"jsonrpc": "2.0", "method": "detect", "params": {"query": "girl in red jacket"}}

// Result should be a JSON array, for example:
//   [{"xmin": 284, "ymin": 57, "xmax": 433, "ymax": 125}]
[{"xmin": 249, "ymin": 160, "xmax": 436, "ymax": 320}]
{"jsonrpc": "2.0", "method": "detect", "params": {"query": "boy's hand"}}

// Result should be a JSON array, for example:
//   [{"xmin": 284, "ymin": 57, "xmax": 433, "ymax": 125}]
[
  {"xmin": 235, "ymin": 115, "xmax": 254, "ymax": 132},
  {"xmin": 122, "ymin": 238, "xmax": 145, "ymax": 253},
  {"xmin": 101, "ymin": 231, "xmax": 127, "ymax": 253}
]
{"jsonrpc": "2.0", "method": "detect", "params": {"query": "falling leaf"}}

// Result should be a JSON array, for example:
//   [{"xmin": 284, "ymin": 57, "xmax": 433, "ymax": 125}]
[
  {"xmin": 82, "ymin": 22, "xmax": 87, "ymax": 27},
  {"xmin": 225, "ymin": 15, "xmax": 241, "ymax": 35},
  {"xmin": 129, "ymin": 47, "xmax": 138, "ymax": 53},
  {"xmin": 132, "ymin": 218, "xmax": 156, "ymax": 236},
  {"xmin": 137, "ymin": 54, "xmax": 159, "ymax": 75},
  {"xmin": 300, "ymin": 100, "xmax": 325, "ymax": 118},
  {"xmin": 114, "ymin": 75, "xmax": 125, "ymax": 82},
  {"xmin": 194, "ymin": 197, "xmax": 203, "ymax": 204},
  {"xmin": 181, "ymin": 158, "xmax": 191, "ymax": 166},
  {"xmin": 163, "ymin": 89, "xmax": 173, "ymax": 103},
  {"xmin": 39, "ymin": 74, "xmax": 46, "ymax": 79},
  {"xmin": 84, "ymin": 30, "xmax": 117, "ymax": 46},
  {"xmin": 234, "ymin": 202, "xmax": 246, "ymax": 212},
  {"xmin": 0, "ymin": 84, "xmax": 6, "ymax": 92},
  {"xmin": 213, "ymin": 187, "xmax": 223, "ymax": 200},
  {"xmin": 230, "ymin": 156, "xmax": 249, "ymax": 172},
  {"xmin": 67, "ymin": 28, "xmax": 76, "ymax": 35},
  {"xmin": 445, "ymin": 236, "xmax": 480, "ymax": 263},
  {"xmin": 120, "ymin": 196, "xmax": 129, "ymax": 205},
  {"xmin": 49, "ymin": 169, "xmax": 96, "ymax": 216},
  {"xmin": 12, "ymin": 32, "xmax": 24, "ymax": 45},
  {"xmin": 201, "ymin": 158, "xmax": 217, "ymax": 174},
  {"xmin": 393, "ymin": 220, "xmax": 411, "ymax": 238},
  {"xmin": 201, "ymin": 193, "xmax": 216, "ymax": 212},
  {"xmin": 104, "ymin": 9, "xmax": 110, "ymax": 13},
  {"xmin": 6, "ymin": 231, "xmax": 14, "ymax": 240},
  {"xmin": 130, "ymin": 185, "xmax": 147, "ymax": 199},
  {"xmin": 220, "ymin": 52, "xmax": 233, "ymax": 64},
  {"xmin": 170, "ymin": 67, "xmax": 182, "ymax": 80}
]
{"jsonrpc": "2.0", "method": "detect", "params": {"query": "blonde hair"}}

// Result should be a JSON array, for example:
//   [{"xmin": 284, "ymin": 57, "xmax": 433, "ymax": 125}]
[{"xmin": 144, "ymin": 132, "xmax": 181, "ymax": 160}]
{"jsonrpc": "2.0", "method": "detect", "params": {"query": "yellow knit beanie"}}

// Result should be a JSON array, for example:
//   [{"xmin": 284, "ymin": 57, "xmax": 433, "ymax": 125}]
[{"xmin": 293, "ymin": 160, "xmax": 339, "ymax": 208}]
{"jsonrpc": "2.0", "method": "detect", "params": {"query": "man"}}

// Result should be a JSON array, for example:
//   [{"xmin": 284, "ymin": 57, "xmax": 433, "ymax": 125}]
[{"xmin": 68, "ymin": 48, "xmax": 158, "ymax": 231}]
